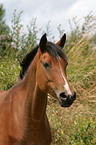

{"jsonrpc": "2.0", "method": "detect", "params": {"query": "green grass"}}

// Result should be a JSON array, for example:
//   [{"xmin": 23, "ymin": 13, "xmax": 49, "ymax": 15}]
[{"xmin": 47, "ymin": 93, "xmax": 96, "ymax": 145}]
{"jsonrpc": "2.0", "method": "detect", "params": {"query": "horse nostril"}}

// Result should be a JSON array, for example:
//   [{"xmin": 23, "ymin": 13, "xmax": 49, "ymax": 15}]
[
  {"xmin": 60, "ymin": 92, "xmax": 66, "ymax": 98},
  {"xmin": 59, "ymin": 92, "xmax": 67, "ymax": 101}
]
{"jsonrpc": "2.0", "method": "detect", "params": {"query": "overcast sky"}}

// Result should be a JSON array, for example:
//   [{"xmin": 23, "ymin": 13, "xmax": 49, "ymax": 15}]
[{"xmin": 1, "ymin": 0, "xmax": 96, "ymax": 40}]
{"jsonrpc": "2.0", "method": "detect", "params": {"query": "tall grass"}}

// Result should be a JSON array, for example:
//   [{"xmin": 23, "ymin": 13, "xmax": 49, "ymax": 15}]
[{"xmin": 0, "ymin": 10, "xmax": 96, "ymax": 144}]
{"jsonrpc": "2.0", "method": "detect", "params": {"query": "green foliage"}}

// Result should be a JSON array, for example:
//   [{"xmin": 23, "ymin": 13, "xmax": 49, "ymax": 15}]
[
  {"xmin": 0, "ymin": 3, "xmax": 5, "ymax": 21},
  {"xmin": 0, "ymin": 4, "xmax": 10, "ymax": 57},
  {"xmin": 0, "ymin": 4, "xmax": 10, "ymax": 35},
  {"xmin": 65, "ymin": 12, "xmax": 96, "ymax": 97},
  {"xmin": 11, "ymin": 9, "xmax": 23, "ymax": 51},
  {"xmin": 57, "ymin": 24, "xmax": 65, "ymax": 38},
  {"xmin": 69, "ymin": 116, "xmax": 96, "ymax": 145},
  {"xmin": 66, "ymin": 12, "xmax": 96, "ymax": 53},
  {"xmin": 17, "ymin": 17, "xmax": 39, "ymax": 61},
  {"xmin": 90, "ymin": 33, "xmax": 96, "ymax": 44},
  {"xmin": 47, "ymin": 98, "xmax": 96, "ymax": 145},
  {"xmin": 47, "ymin": 103, "xmax": 69, "ymax": 144},
  {"xmin": 0, "ymin": 7, "xmax": 96, "ymax": 145},
  {"xmin": 0, "ymin": 56, "xmax": 20, "ymax": 90}
]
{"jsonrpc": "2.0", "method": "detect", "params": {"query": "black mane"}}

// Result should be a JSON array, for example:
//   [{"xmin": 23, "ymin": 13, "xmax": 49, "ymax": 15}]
[
  {"xmin": 19, "ymin": 45, "xmax": 38, "ymax": 79},
  {"xmin": 19, "ymin": 42, "xmax": 67, "ymax": 80}
]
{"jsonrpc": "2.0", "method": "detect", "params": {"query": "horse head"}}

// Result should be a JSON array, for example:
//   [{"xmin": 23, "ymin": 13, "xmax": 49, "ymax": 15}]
[{"xmin": 36, "ymin": 33, "xmax": 76, "ymax": 107}]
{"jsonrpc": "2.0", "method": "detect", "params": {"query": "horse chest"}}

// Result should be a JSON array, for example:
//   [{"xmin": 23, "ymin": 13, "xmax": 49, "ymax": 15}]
[{"xmin": 22, "ymin": 117, "xmax": 52, "ymax": 145}]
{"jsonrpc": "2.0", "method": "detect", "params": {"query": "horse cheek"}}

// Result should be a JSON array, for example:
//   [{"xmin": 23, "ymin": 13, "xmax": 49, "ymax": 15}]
[{"xmin": 36, "ymin": 67, "xmax": 47, "ymax": 92}]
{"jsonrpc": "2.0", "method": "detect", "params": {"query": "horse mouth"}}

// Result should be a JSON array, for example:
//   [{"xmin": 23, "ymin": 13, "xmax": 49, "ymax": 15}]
[{"xmin": 58, "ymin": 92, "xmax": 76, "ymax": 107}]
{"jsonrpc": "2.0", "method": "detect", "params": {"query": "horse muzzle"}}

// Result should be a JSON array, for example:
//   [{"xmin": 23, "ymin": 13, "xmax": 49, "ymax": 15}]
[{"xmin": 58, "ymin": 92, "xmax": 76, "ymax": 107}]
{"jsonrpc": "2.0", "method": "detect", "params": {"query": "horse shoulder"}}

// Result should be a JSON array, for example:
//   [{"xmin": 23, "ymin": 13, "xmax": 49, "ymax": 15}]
[{"xmin": 0, "ymin": 84, "xmax": 27, "ymax": 143}]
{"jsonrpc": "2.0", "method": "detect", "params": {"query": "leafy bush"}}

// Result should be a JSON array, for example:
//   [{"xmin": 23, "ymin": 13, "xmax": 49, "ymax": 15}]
[{"xmin": 0, "ymin": 56, "xmax": 20, "ymax": 90}]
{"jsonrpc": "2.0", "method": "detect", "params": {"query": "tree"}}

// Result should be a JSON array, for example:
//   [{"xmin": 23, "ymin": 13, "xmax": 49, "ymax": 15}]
[
  {"xmin": 0, "ymin": 4, "xmax": 10, "ymax": 35},
  {"xmin": 0, "ymin": 4, "xmax": 11, "ymax": 57}
]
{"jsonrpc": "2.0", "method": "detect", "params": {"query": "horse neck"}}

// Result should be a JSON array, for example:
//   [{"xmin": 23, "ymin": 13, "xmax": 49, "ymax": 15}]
[
  {"xmin": 22, "ymin": 52, "xmax": 47, "ymax": 122},
  {"xmin": 31, "ymin": 82, "xmax": 47, "ymax": 122}
]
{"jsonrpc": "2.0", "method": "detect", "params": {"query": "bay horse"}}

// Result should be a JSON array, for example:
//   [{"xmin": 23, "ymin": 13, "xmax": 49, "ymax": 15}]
[{"xmin": 0, "ymin": 33, "xmax": 76, "ymax": 145}]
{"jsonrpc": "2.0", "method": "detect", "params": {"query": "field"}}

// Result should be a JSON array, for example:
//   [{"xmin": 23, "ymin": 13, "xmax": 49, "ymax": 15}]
[{"xmin": 0, "ymin": 11, "xmax": 96, "ymax": 144}]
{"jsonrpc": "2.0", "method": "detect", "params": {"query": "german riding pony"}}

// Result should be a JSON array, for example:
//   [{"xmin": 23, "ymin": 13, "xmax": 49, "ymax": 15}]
[{"xmin": 0, "ymin": 33, "xmax": 76, "ymax": 145}]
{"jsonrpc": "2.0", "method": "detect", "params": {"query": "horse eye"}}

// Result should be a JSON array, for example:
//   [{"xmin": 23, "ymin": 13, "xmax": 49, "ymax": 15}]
[{"xmin": 43, "ymin": 62, "xmax": 50, "ymax": 69}]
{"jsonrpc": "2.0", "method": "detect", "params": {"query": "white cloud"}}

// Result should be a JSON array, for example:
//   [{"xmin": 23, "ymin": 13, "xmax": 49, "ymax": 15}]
[
  {"xmin": 66, "ymin": 0, "xmax": 95, "ymax": 18},
  {"xmin": 1, "ymin": 0, "xmax": 96, "ymax": 40}
]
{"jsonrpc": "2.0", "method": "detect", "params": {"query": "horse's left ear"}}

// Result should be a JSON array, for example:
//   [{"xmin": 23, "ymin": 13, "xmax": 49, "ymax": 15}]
[
  {"xmin": 40, "ymin": 33, "xmax": 47, "ymax": 52},
  {"xmin": 56, "ymin": 33, "xmax": 66, "ymax": 48}
]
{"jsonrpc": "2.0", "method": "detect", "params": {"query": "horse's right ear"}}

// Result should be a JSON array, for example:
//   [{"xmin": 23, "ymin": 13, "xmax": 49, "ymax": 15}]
[
  {"xmin": 40, "ymin": 33, "xmax": 47, "ymax": 52},
  {"xmin": 56, "ymin": 33, "xmax": 66, "ymax": 48}
]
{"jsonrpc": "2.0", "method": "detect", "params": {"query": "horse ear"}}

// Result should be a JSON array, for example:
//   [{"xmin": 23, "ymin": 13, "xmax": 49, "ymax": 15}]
[
  {"xmin": 40, "ymin": 33, "xmax": 47, "ymax": 52},
  {"xmin": 56, "ymin": 33, "xmax": 66, "ymax": 48}
]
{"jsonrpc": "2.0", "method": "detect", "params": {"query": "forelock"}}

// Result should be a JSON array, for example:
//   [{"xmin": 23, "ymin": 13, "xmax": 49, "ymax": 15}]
[{"xmin": 46, "ymin": 42, "xmax": 68, "ymax": 61}]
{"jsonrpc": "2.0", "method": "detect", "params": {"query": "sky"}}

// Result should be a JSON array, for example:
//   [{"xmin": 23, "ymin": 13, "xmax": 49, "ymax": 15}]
[{"xmin": 1, "ymin": 0, "xmax": 96, "ymax": 40}]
